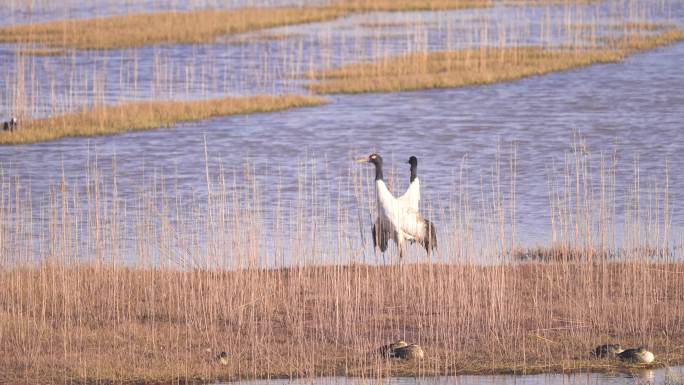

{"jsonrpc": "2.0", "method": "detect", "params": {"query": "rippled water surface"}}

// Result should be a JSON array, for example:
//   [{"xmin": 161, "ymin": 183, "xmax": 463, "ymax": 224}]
[
  {"xmin": 2, "ymin": 41, "xmax": 683, "ymax": 245},
  {"xmin": 217, "ymin": 366, "xmax": 684, "ymax": 385},
  {"xmin": 0, "ymin": 1, "xmax": 683, "ymax": 263},
  {"xmin": 2, "ymin": 2, "xmax": 681, "ymax": 117}
]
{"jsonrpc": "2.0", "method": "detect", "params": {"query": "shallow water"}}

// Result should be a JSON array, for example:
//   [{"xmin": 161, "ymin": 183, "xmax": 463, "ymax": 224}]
[
  {"xmin": 1, "ymin": 41, "xmax": 683, "ymax": 263},
  {"xmin": 0, "ymin": 1, "xmax": 683, "ymax": 264},
  {"xmin": 216, "ymin": 367, "xmax": 684, "ymax": 385},
  {"xmin": 0, "ymin": 0, "xmax": 325, "ymax": 26},
  {"xmin": 1, "ymin": 1, "xmax": 680, "ymax": 117}
]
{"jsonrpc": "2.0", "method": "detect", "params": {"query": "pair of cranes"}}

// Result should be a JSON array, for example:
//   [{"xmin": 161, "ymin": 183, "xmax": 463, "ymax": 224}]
[{"xmin": 357, "ymin": 153, "xmax": 437, "ymax": 260}]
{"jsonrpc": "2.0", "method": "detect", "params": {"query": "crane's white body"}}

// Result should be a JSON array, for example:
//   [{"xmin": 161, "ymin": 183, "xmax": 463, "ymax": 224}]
[
  {"xmin": 375, "ymin": 179, "xmax": 429, "ymax": 257},
  {"xmin": 363, "ymin": 154, "xmax": 435, "ymax": 259},
  {"xmin": 397, "ymin": 177, "xmax": 420, "ymax": 212}
]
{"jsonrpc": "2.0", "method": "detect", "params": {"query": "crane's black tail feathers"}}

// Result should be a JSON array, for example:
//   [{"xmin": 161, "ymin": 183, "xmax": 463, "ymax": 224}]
[
  {"xmin": 372, "ymin": 218, "xmax": 389, "ymax": 252},
  {"xmin": 423, "ymin": 219, "xmax": 437, "ymax": 253}
]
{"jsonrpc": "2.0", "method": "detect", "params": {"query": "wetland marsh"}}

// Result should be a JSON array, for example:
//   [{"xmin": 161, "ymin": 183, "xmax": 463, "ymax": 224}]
[{"xmin": 1, "ymin": 1, "xmax": 684, "ymax": 384}]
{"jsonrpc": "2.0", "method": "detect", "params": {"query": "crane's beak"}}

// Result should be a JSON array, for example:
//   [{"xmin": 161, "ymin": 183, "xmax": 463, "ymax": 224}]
[{"xmin": 354, "ymin": 156, "xmax": 369, "ymax": 164}]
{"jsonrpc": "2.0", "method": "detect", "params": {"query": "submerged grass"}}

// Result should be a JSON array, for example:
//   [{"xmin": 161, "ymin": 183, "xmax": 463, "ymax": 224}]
[
  {"xmin": 307, "ymin": 29, "xmax": 684, "ymax": 94},
  {"xmin": 0, "ymin": 95, "xmax": 326, "ymax": 145},
  {"xmin": 1, "ymin": 262, "xmax": 683, "ymax": 384}
]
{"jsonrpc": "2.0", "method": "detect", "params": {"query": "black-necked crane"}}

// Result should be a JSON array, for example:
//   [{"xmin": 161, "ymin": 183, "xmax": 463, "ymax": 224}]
[{"xmin": 358, "ymin": 153, "xmax": 436, "ymax": 259}]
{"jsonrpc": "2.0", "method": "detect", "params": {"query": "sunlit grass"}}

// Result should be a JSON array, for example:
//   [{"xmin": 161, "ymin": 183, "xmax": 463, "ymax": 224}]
[
  {"xmin": 0, "ymin": 8, "xmax": 348, "ymax": 50},
  {"xmin": 0, "ymin": 0, "xmax": 594, "ymax": 51},
  {"xmin": 0, "ymin": 95, "xmax": 326, "ymax": 145},
  {"xmin": 0, "ymin": 2, "xmax": 493, "ymax": 50},
  {"xmin": 334, "ymin": 0, "xmax": 493, "ymax": 11},
  {"xmin": 0, "ymin": 135, "xmax": 678, "ymax": 383},
  {"xmin": 1, "ymin": 262, "xmax": 682, "ymax": 384},
  {"xmin": 307, "ymin": 47, "xmax": 624, "ymax": 94},
  {"xmin": 306, "ymin": 28, "xmax": 684, "ymax": 94}
]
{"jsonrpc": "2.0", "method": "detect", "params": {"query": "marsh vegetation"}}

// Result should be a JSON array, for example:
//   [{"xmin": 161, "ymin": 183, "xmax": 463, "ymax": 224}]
[
  {"xmin": 1, "ymin": 140, "xmax": 681, "ymax": 383},
  {"xmin": 0, "ymin": 94, "xmax": 325, "ymax": 144},
  {"xmin": 307, "ymin": 28, "xmax": 684, "ymax": 93},
  {"xmin": 0, "ymin": 0, "xmax": 579, "ymax": 50},
  {"xmin": 0, "ymin": 0, "xmax": 683, "ymax": 384},
  {"xmin": 0, "ymin": 0, "xmax": 679, "ymax": 142}
]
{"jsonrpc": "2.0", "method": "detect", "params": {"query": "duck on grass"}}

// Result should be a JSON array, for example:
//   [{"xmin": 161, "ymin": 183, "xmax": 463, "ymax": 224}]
[
  {"xmin": 593, "ymin": 344, "xmax": 655, "ymax": 364},
  {"xmin": 377, "ymin": 340, "xmax": 425, "ymax": 360}
]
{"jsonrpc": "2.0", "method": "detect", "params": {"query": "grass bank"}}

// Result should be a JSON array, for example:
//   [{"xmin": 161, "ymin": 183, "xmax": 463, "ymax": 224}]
[
  {"xmin": 0, "ymin": 0, "xmax": 591, "ymax": 51},
  {"xmin": 1, "ymin": 262, "xmax": 683, "ymax": 384},
  {"xmin": 334, "ymin": 0, "xmax": 494, "ymax": 12},
  {"xmin": 307, "ymin": 28, "xmax": 684, "ymax": 94},
  {"xmin": 0, "ymin": 2, "xmax": 492, "ymax": 51},
  {"xmin": 0, "ymin": 8, "xmax": 347, "ymax": 50},
  {"xmin": 0, "ymin": 95, "xmax": 326, "ymax": 145}
]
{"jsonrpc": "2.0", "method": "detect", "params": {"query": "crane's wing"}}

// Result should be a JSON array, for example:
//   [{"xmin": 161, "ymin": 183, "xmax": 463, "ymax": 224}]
[{"xmin": 397, "ymin": 178, "xmax": 420, "ymax": 211}]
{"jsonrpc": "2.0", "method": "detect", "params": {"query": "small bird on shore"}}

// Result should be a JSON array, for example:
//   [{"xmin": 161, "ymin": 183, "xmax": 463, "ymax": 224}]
[
  {"xmin": 3, "ymin": 117, "xmax": 17, "ymax": 132},
  {"xmin": 362, "ymin": 154, "xmax": 436, "ymax": 259},
  {"xmin": 617, "ymin": 347, "xmax": 655, "ymax": 364},
  {"xmin": 217, "ymin": 351, "xmax": 229, "ymax": 365},
  {"xmin": 378, "ymin": 340, "xmax": 408, "ymax": 358},
  {"xmin": 393, "ymin": 344, "xmax": 425, "ymax": 360},
  {"xmin": 592, "ymin": 344, "xmax": 624, "ymax": 358}
]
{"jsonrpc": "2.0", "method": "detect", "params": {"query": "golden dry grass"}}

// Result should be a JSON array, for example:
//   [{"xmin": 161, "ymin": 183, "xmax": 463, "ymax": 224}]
[
  {"xmin": 0, "ymin": 0, "xmax": 594, "ymax": 51},
  {"xmin": 1, "ymin": 262, "xmax": 683, "ymax": 384},
  {"xmin": 306, "ymin": 29, "xmax": 684, "ymax": 94},
  {"xmin": 334, "ymin": 0, "xmax": 493, "ymax": 11},
  {"xmin": 335, "ymin": 0, "xmax": 593, "ymax": 12},
  {"xmin": 0, "ymin": 133, "xmax": 677, "ymax": 383},
  {"xmin": 307, "ymin": 47, "xmax": 624, "ymax": 93},
  {"xmin": 0, "ymin": 95, "xmax": 326, "ymax": 145},
  {"xmin": 0, "ymin": 2, "xmax": 491, "ymax": 51},
  {"xmin": 0, "ymin": 8, "xmax": 348, "ymax": 50},
  {"xmin": 608, "ymin": 28, "xmax": 684, "ymax": 51}
]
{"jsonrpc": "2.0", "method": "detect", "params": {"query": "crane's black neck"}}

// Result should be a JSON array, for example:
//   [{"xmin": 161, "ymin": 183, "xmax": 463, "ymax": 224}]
[
  {"xmin": 410, "ymin": 163, "xmax": 417, "ymax": 183},
  {"xmin": 372, "ymin": 159, "xmax": 383, "ymax": 181}
]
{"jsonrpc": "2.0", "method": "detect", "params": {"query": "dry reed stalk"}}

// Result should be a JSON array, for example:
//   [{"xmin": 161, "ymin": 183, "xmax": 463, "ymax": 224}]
[
  {"xmin": 0, "ymin": 141, "xmax": 680, "ymax": 384},
  {"xmin": 0, "ymin": 94, "xmax": 327, "ymax": 145},
  {"xmin": 1, "ymin": 262, "xmax": 683, "ymax": 384}
]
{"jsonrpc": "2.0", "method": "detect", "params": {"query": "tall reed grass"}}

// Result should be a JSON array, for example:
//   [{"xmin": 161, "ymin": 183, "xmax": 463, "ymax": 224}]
[{"xmin": 0, "ymin": 142, "xmax": 680, "ymax": 383}]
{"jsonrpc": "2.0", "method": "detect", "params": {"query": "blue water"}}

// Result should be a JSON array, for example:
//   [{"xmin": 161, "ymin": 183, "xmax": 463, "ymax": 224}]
[{"xmin": 216, "ymin": 366, "xmax": 684, "ymax": 385}]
